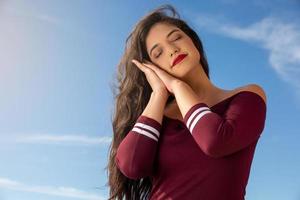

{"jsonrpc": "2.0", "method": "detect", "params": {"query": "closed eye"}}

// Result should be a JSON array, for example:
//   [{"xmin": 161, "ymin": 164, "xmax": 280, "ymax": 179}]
[
  {"xmin": 154, "ymin": 36, "xmax": 182, "ymax": 59},
  {"xmin": 155, "ymin": 52, "xmax": 162, "ymax": 59}
]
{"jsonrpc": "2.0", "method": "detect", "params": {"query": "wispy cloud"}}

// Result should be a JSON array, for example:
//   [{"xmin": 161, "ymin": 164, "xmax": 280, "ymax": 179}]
[
  {"xmin": 15, "ymin": 134, "xmax": 112, "ymax": 145},
  {"xmin": 34, "ymin": 14, "xmax": 61, "ymax": 25},
  {"xmin": 0, "ymin": 177, "xmax": 106, "ymax": 200},
  {"xmin": 194, "ymin": 14, "xmax": 300, "ymax": 91},
  {"xmin": 2, "ymin": 4, "xmax": 61, "ymax": 26},
  {"xmin": 1, "ymin": 133, "xmax": 112, "ymax": 146}
]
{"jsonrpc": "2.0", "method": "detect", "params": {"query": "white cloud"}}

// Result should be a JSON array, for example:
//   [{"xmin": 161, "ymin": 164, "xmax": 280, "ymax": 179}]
[
  {"xmin": 35, "ymin": 14, "xmax": 61, "ymax": 26},
  {"xmin": 0, "ymin": 177, "xmax": 106, "ymax": 200},
  {"xmin": 195, "ymin": 14, "xmax": 300, "ymax": 91},
  {"xmin": 15, "ymin": 134, "xmax": 112, "ymax": 145},
  {"xmin": 2, "ymin": 4, "xmax": 61, "ymax": 26}
]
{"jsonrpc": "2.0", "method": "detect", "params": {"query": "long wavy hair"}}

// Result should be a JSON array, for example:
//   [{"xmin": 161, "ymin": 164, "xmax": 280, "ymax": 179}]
[{"xmin": 106, "ymin": 4, "xmax": 210, "ymax": 200}]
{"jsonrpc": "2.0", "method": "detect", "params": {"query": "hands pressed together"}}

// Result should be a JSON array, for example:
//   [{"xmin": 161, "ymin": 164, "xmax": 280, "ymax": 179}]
[{"xmin": 131, "ymin": 59, "xmax": 183, "ymax": 98}]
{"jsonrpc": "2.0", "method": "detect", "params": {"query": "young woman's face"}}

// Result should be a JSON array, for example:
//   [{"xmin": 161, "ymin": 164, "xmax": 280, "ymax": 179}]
[{"xmin": 145, "ymin": 22, "xmax": 201, "ymax": 75}]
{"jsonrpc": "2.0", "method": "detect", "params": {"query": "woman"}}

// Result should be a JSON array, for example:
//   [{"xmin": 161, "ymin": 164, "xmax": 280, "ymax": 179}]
[{"xmin": 107, "ymin": 4, "xmax": 267, "ymax": 200}]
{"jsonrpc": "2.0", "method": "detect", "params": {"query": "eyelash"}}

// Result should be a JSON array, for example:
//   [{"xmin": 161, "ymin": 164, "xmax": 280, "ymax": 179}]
[{"xmin": 155, "ymin": 36, "xmax": 181, "ymax": 59}]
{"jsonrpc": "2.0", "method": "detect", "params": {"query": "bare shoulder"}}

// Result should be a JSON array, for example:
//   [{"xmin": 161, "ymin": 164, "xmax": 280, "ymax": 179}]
[{"xmin": 239, "ymin": 84, "xmax": 267, "ymax": 104}]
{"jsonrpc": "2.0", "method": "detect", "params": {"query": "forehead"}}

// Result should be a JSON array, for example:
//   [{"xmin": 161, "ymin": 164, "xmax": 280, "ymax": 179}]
[{"xmin": 146, "ymin": 23, "xmax": 180, "ymax": 49}]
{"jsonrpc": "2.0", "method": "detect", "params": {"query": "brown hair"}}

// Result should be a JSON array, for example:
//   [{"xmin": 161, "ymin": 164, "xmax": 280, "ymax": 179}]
[{"xmin": 106, "ymin": 4, "xmax": 210, "ymax": 200}]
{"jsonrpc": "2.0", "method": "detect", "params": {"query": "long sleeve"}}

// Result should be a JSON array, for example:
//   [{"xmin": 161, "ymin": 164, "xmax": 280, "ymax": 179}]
[
  {"xmin": 115, "ymin": 115, "xmax": 162, "ymax": 180},
  {"xmin": 182, "ymin": 91, "xmax": 267, "ymax": 158}
]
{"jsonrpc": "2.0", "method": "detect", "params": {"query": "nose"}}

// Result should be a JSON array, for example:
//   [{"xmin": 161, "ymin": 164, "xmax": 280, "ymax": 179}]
[
  {"xmin": 169, "ymin": 45, "xmax": 180, "ymax": 57},
  {"xmin": 170, "ymin": 49, "xmax": 179, "ymax": 57}
]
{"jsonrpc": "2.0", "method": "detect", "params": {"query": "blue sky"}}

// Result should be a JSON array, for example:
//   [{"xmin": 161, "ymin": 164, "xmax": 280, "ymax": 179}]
[{"xmin": 0, "ymin": 0, "xmax": 300, "ymax": 199}]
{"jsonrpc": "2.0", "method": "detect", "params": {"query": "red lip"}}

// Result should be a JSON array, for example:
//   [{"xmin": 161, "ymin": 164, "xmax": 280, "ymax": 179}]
[{"xmin": 172, "ymin": 54, "xmax": 188, "ymax": 67}]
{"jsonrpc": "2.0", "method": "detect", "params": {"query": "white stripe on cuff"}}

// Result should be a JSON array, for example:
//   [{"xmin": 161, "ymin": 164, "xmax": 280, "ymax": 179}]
[
  {"xmin": 132, "ymin": 127, "xmax": 158, "ymax": 141},
  {"xmin": 135, "ymin": 122, "xmax": 160, "ymax": 138},
  {"xmin": 187, "ymin": 106, "xmax": 211, "ymax": 129},
  {"xmin": 190, "ymin": 110, "xmax": 212, "ymax": 134}
]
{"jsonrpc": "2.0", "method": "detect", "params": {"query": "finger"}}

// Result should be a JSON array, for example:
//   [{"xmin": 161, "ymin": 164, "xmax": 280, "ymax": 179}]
[
  {"xmin": 143, "ymin": 62, "xmax": 158, "ymax": 72},
  {"xmin": 143, "ymin": 61, "xmax": 165, "ymax": 73},
  {"xmin": 132, "ymin": 59, "xmax": 155, "ymax": 75},
  {"xmin": 132, "ymin": 59, "xmax": 147, "ymax": 71},
  {"xmin": 144, "ymin": 64, "xmax": 165, "ymax": 77}
]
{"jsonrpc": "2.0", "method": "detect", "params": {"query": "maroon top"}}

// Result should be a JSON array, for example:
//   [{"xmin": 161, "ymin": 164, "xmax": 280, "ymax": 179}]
[{"xmin": 115, "ymin": 91, "xmax": 267, "ymax": 200}]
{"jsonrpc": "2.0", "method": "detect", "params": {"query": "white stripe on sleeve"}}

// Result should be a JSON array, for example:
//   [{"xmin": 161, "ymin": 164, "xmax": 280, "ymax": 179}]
[
  {"xmin": 189, "ymin": 110, "xmax": 212, "ymax": 134},
  {"xmin": 135, "ymin": 122, "xmax": 160, "ymax": 138},
  {"xmin": 132, "ymin": 127, "xmax": 158, "ymax": 141},
  {"xmin": 187, "ymin": 106, "xmax": 211, "ymax": 129}
]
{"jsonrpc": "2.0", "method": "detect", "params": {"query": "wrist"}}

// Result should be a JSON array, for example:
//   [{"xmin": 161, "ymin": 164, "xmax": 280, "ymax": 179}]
[
  {"xmin": 151, "ymin": 90, "xmax": 169, "ymax": 101},
  {"xmin": 171, "ymin": 80, "xmax": 187, "ymax": 93}
]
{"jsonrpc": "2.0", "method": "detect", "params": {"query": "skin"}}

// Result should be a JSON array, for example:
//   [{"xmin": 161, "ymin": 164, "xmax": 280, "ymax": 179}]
[
  {"xmin": 132, "ymin": 22, "xmax": 230, "ymax": 106},
  {"xmin": 132, "ymin": 22, "xmax": 267, "ymax": 121}
]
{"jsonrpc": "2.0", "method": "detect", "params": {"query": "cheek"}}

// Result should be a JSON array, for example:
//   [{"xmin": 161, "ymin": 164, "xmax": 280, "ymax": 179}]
[
  {"xmin": 151, "ymin": 60, "xmax": 165, "ymax": 71},
  {"xmin": 158, "ymin": 63, "xmax": 168, "ymax": 71},
  {"xmin": 186, "ymin": 40, "xmax": 200, "ymax": 57},
  {"xmin": 189, "ymin": 45, "xmax": 200, "ymax": 60},
  {"xmin": 155, "ymin": 58, "xmax": 168, "ymax": 69},
  {"xmin": 195, "ymin": 50, "xmax": 201, "ymax": 60}
]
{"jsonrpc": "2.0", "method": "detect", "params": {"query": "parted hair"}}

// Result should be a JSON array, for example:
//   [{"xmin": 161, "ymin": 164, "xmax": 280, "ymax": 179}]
[{"xmin": 106, "ymin": 4, "xmax": 210, "ymax": 200}]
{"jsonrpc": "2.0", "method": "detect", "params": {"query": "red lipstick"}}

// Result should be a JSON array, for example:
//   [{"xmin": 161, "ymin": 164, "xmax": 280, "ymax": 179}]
[{"xmin": 172, "ymin": 54, "xmax": 188, "ymax": 67}]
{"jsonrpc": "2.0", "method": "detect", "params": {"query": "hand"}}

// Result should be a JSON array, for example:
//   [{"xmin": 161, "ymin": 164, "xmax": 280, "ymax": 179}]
[
  {"xmin": 132, "ymin": 59, "xmax": 170, "ymax": 98},
  {"xmin": 133, "ymin": 59, "xmax": 182, "ymax": 94}
]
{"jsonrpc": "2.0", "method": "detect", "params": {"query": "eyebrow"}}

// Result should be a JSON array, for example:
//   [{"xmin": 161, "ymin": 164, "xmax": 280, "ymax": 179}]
[{"xmin": 149, "ymin": 29, "xmax": 180, "ymax": 57}]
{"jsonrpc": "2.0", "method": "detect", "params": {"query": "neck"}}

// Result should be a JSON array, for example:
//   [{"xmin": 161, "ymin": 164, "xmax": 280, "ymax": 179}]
[{"xmin": 181, "ymin": 64, "xmax": 227, "ymax": 102}]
